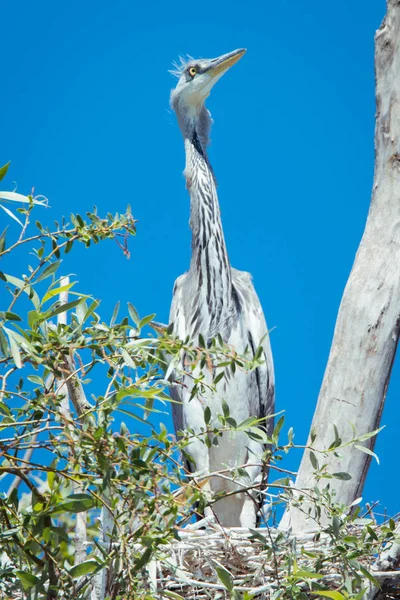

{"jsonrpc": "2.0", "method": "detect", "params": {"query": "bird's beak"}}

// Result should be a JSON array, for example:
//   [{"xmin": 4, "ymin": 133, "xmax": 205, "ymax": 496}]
[{"xmin": 205, "ymin": 48, "xmax": 246, "ymax": 80}]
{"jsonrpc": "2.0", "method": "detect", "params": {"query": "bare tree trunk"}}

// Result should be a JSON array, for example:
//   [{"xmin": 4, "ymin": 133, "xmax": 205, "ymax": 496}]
[
  {"xmin": 56, "ymin": 279, "xmax": 88, "ymax": 566},
  {"xmin": 281, "ymin": 0, "xmax": 400, "ymax": 532}
]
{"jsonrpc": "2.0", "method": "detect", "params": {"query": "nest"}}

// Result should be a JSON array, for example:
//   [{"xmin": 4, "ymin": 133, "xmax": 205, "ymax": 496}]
[{"xmin": 153, "ymin": 526, "xmax": 400, "ymax": 599}]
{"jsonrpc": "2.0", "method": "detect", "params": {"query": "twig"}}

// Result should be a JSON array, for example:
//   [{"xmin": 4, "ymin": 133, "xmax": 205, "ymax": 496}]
[{"xmin": 6, "ymin": 420, "xmax": 49, "ymax": 495}]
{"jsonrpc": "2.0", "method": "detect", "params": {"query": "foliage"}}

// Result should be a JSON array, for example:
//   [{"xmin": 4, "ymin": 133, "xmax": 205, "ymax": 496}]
[{"xmin": 0, "ymin": 164, "xmax": 398, "ymax": 599}]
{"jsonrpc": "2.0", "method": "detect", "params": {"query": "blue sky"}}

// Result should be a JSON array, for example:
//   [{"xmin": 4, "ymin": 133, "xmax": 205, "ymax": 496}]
[{"xmin": 2, "ymin": 0, "xmax": 396, "ymax": 517}]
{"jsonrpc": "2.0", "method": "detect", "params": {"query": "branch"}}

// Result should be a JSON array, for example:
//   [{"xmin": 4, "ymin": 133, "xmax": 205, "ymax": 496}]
[
  {"xmin": 6, "ymin": 277, "xmax": 72, "ymax": 495},
  {"xmin": 376, "ymin": 522, "xmax": 400, "ymax": 571},
  {"xmin": 281, "ymin": 0, "xmax": 400, "ymax": 533},
  {"xmin": 53, "ymin": 279, "xmax": 112, "ymax": 599},
  {"xmin": 364, "ymin": 519, "xmax": 400, "ymax": 600}
]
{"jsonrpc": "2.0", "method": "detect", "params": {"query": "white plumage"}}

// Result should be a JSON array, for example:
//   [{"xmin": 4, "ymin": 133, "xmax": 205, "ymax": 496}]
[{"xmin": 169, "ymin": 49, "xmax": 275, "ymax": 527}]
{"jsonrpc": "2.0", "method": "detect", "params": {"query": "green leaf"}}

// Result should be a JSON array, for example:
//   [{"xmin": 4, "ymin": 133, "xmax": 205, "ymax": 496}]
[
  {"xmin": 76, "ymin": 299, "xmax": 87, "ymax": 323},
  {"xmin": 314, "ymin": 592, "xmax": 346, "ymax": 600},
  {"xmin": 134, "ymin": 546, "xmax": 152, "ymax": 569},
  {"xmin": 354, "ymin": 444, "xmax": 380, "ymax": 465},
  {"xmin": 42, "ymin": 281, "xmax": 76, "ymax": 303},
  {"xmin": 116, "ymin": 407, "xmax": 149, "ymax": 426},
  {"xmin": 121, "ymin": 348, "xmax": 136, "ymax": 369},
  {"xmin": 84, "ymin": 299, "xmax": 100, "ymax": 321},
  {"xmin": 5, "ymin": 311, "xmax": 22, "ymax": 321},
  {"xmin": 254, "ymin": 344, "xmax": 264, "ymax": 360},
  {"xmin": 0, "ymin": 526, "xmax": 20, "ymax": 539},
  {"xmin": 0, "ymin": 227, "xmax": 7, "ymax": 253},
  {"xmin": 221, "ymin": 399, "xmax": 230, "ymax": 418},
  {"xmin": 333, "ymin": 423, "xmax": 341, "ymax": 444},
  {"xmin": 293, "ymin": 570, "xmax": 323, "ymax": 580},
  {"xmin": 343, "ymin": 535, "xmax": 359, "ymax": 544},
  {"xmin": 5, "ymin": 326, "xmax": 37, "ymax": 355},
  {"xmin": 0, "ymin": 311, "xmax": 22, "ymax": 322},
  {"xmin": 1, "ymin": 191, "xmax": 46, "ymax": 205},
  {"xmin": 163, "ymin": 592, "xmax": 185, "ymax": 600},
  {"xmin": 27, "ymin": 375, "xmax": 44, "ymax": 385},
  {"xmin": 0, "ymin": 161, "xmax": 10, "ymax": 182},
  {"xmin": 204, "ymin": 406, "xmax": 211, "ymax": 425},
  {"xmin": 356, "ymin": 426, "xmax": 385, "ymax": 443},
  {"xmin": 359, "ymin": 565, "xmax": 380, "ymax": 588},
  {"xmin": 15, "ymin": 571, "xmax": 40, "ymax": 591},
  {"xmin": 45, "ymin": 298, "xmax": 84, "ymax": 320},
  {"xmin": 69, "ymin": 560, "xmax": 100, "ymax": 578},
  {"xmin": 110, "ymin": 301, "xmax": 120, "ymax": 327},
  {"xmin": 213, "ymin": 371, "xmax": 224, "ymax": 385},
  {"xmin": 36, "ymin": 260, "xmax": 61, "ymax": 283},
  {"xmin": 366, "ymin": 525, "xmax": 379, "ymax": 541},
  {"xmin": 5, "ymin": 328, "xmax": 22, "ymax": 368},
  {"xmin": 309, "ymin": 451, "xmax": 319, "ymax": 470},
  {"xmin": 51, "ymin": 493, "xmax": 96, "ymax": 514},
  {"xmin": 215, "ymin": 565, "xmax": 233, "ymax": 592},
  {"xmin": 139, "ymin": 313, "xmax": 156, "ymax": 328},
  {"xmin": 28, "ymin": 310, "xmax": 41, "ymax": 329},
  {"xmin": 0, "ymin": 203, "xmax": 23, "ymax": 226},
  {"xmin": 272, "ymin": 415, "xmax": 284, "ymax": 441},
  {"xmin": 246, "ymin": 426, "xmax": 270, "ymax": 443},
  {"xmin": 0, "ymin": 272, "xmax": 40, "ymax": 309},
  {"xmin": 332, "ymin": 471, "xmax": 352, "ymax": 480},
  {"xmin": 128, "ymin": 302, "xmax": 139, "ymax": 326},
  {"xmin": 249, "ymin": 528, "xmax": 268, "ymax": 543},
  {"xmin": 0, "ymin": 327, "xmax": 8, "ymax": 356},
  {"xmin": 50, "ymin": 526, "xmax": 69, "ymax": 542},
  {"xmin": 270, "ymin": 477, "xmax": 290, "ymax": 487},
  {"xmin": 237, "ymin": 416, "xmax": 259, "ymax": 429},
  {"xmin": 332, "ymin": 515, "xmax": 341, "ymax": 538}
]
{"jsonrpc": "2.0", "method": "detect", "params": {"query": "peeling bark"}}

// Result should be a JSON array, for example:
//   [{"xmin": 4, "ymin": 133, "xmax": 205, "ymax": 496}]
[{"xmin": 281, "ymin": 0, "xmax": 400, "ymax": 532}]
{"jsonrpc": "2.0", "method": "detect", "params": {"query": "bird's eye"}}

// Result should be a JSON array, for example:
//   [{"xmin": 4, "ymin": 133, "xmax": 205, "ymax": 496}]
[{"xmin": 188, "ymin": 66, "xmax": 197, "ymax": 77}]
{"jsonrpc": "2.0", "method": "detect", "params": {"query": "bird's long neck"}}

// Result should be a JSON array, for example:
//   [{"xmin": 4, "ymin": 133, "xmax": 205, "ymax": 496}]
[{"xmin": 184, "ymin": 129, "xmax": 233, "ymax": 328}]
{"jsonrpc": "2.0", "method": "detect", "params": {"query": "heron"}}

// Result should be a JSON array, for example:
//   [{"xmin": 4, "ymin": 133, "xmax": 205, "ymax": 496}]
[{"xmin": 169, "ymin": 48, "xmax": 275, "ymax": 528}]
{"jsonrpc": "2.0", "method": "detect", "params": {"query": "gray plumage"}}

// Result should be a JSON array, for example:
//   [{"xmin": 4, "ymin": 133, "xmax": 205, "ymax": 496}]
[{"xmin": 169, "ymin": 49, "xmax": 275, "ymax": 527}]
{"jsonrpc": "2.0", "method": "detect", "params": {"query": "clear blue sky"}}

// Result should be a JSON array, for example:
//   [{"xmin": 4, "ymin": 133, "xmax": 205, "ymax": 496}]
[{"xmin": 2, "ymin": 0, "xmax": 395, "ymax": 517}]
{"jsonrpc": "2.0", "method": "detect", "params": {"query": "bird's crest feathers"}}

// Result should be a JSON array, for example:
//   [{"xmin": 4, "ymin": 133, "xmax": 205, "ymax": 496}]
[{"xmin": 169, "ymin": 55, "xmax": 195, "ymax": 78}]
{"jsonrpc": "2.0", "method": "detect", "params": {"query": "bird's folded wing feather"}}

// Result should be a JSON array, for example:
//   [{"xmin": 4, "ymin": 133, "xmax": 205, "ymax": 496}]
[
  {"xmin": 231, "ymin": 269, "xmax": 275, "ymax": 430},
  {"xmin": 168, "ymin": 273, "xmax": 188, "ymax": 436},
  {"xmin": 168, "ymin": 270, "xmax": 275, "ymax": 436}
]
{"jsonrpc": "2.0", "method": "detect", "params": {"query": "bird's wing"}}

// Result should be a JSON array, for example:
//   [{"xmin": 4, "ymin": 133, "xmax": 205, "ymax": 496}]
[
  {"xmin": 168, "ymin": 273, "xmax": 188, "ymax": 437},
  {"xmin": 231, "ymin": 269, "xmax": 275, "ymax": 434}
]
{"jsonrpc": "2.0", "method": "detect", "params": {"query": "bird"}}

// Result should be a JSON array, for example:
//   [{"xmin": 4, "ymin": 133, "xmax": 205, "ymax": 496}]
[{"xmin": 168, "ymin": 48, "xmax": 275, "ymax": 528}]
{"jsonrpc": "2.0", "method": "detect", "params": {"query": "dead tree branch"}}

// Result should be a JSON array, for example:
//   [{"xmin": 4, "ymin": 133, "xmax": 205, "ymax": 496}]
[{"xmin": 281, "ymin": 0, "xmax": 400, "ymax": 533}]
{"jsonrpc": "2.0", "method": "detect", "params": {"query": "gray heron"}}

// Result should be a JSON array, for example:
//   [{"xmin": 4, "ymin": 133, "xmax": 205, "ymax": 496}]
[{"xmin": 169, "ymin": 49, "xmax": 275, "ymax": 527}]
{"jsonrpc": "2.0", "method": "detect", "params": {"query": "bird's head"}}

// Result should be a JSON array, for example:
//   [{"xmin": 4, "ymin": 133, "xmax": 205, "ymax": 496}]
[{"xmin": 170, "ymin": 48, "xmax": 246, "ymax": 146}]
